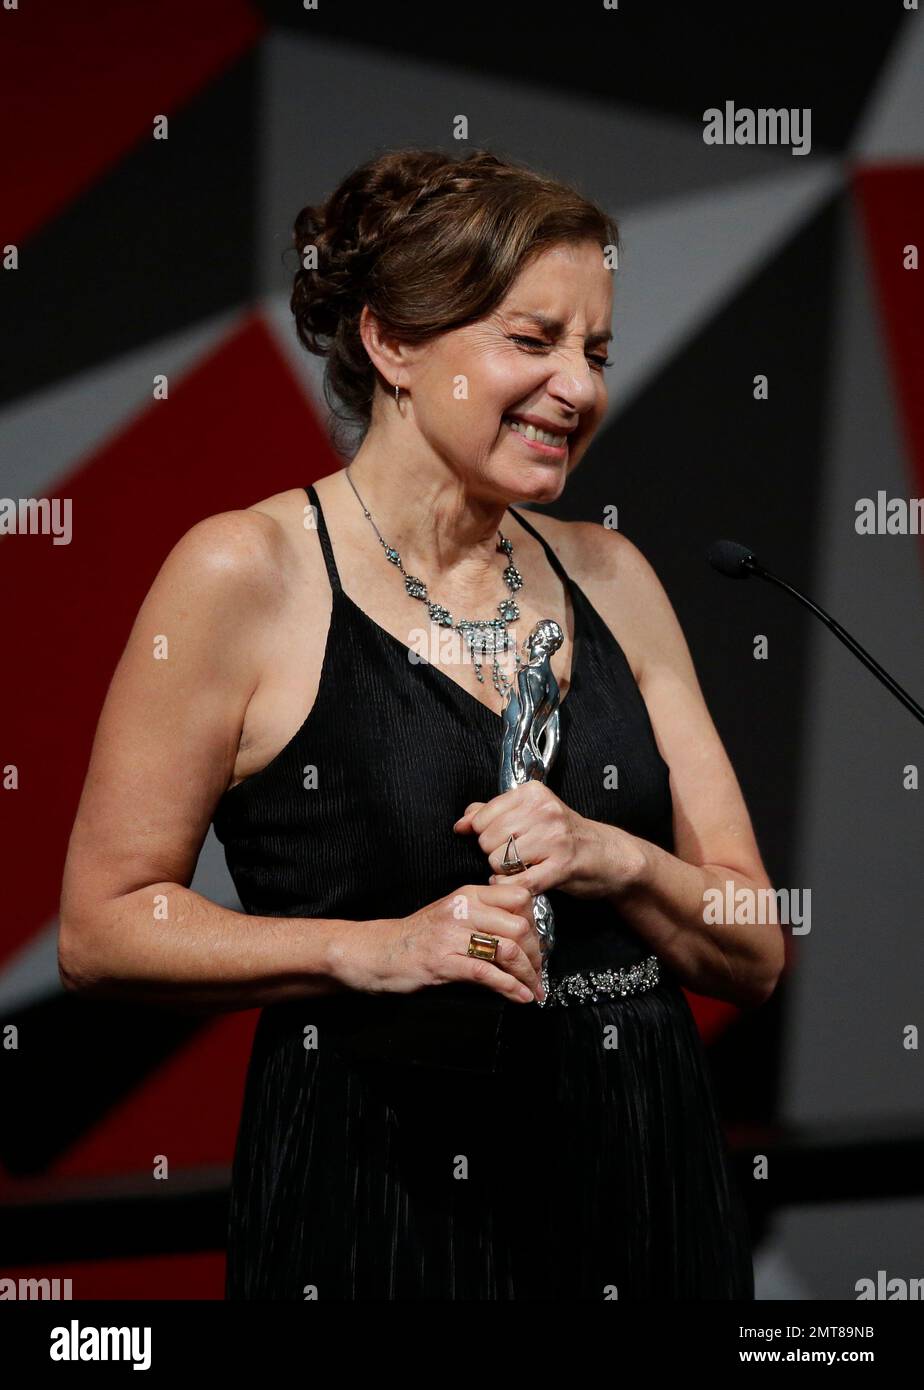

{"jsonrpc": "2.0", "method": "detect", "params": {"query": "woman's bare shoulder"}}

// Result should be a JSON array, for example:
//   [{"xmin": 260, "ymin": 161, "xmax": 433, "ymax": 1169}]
[
  {"xmin": 127, "ymin": 491, "xmax": 315, "ymax": 681},
  {"xmin": 522, "ymin": 511, "xmax": 661, "ymax": 685},
  {"xmin": 241, "ymin": 485, "xmax": 312, "ymax": 535},
  {"xmin": 514, "ymin": 508, "xmax": 608, "ymax": 572},
  {"xmin": 519, "ymin": 508, "xmax": 638, "ymax": 573},
  {"xmin": 160, "ymin": 488, "xmax": 308, "ymax": 591}
]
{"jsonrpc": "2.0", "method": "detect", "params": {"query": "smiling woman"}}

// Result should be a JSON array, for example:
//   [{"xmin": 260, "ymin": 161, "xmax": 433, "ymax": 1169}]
[
  {"xmin": 59, "ymin": 145, "xmax": 765, "ymax": 1303},
  {"xmin": 290, "ymin": 147, "xmax": 619, "ymax": 471}
]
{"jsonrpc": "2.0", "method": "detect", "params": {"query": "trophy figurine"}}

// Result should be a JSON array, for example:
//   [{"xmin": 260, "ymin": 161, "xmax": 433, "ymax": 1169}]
[{"xmin": 498, "ymin": 618, "xmax": 564, "ymax": 1003}]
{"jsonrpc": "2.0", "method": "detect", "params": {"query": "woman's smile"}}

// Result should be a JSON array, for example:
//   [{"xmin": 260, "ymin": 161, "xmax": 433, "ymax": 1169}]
[{"xmin": 501, "ymin": 415, "xmax": 570, "ymax": 459}]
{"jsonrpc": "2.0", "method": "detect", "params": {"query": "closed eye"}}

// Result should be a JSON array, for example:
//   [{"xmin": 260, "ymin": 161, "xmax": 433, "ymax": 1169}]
[{"xmin": 510, "ymin": 335, "xmax": 612, "ymax": 371}]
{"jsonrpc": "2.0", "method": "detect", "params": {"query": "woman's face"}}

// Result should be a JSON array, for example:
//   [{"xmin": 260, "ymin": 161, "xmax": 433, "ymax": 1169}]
[{"xmin": 407, "ymin": 239, "xmax": 613, "ymax": 504}]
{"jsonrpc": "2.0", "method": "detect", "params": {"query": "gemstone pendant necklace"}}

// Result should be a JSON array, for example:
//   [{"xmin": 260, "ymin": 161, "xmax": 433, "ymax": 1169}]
[{"xmin": 344, "ymin": 467, "xmax": 525, "ymax": 699}]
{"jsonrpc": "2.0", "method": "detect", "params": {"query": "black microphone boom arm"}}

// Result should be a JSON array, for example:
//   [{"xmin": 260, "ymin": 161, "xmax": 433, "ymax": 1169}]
[{"xmin": 707, "ymin": 539, "xmax": 924, "ymax": 728}]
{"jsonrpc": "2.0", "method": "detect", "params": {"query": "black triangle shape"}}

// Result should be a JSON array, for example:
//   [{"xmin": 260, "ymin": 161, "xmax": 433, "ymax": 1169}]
[
  {"xmin": 0, "ymin": 51, "xmax": 258, "ymax": 410},
  {"xmin": 254, "ymin": 0, "xmax": 905, "ymax": 153}
]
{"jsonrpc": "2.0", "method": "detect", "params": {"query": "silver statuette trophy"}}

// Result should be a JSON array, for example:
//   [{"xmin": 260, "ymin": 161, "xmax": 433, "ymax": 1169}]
[{"xmin": 498, "ymin": 618, "xmax": 564, "ymax": 1005}]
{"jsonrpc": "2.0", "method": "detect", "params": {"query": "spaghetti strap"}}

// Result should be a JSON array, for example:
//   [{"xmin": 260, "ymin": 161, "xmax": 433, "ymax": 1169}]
[
  {"xmin": 305, "ymin": 483, "xmax": 342, "ymax": 595},
  {"xmin": 504, "ymin": 505, "xmax": 572, "ymax": 587}
]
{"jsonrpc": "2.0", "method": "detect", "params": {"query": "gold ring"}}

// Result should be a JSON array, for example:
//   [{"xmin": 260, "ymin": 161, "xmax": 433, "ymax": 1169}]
[{"xmin": 467, "ymin": 932, "xmax": 499, "ymax": 962}]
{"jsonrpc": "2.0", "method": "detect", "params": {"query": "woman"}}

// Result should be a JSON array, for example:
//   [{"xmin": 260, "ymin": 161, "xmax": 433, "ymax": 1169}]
[{"xmin": 59, "ymin": 147, "xmax": 783, "ymax": 1300}]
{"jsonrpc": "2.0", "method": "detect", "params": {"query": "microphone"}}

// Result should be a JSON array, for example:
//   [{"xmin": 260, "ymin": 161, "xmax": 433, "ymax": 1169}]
[
  {"xmin": 706, "ymin": 538, "xmax": 924, "ymax": 727},
  {"xmin": 706, "ymin": 538, "xmax": 762, "ymax": 578}
]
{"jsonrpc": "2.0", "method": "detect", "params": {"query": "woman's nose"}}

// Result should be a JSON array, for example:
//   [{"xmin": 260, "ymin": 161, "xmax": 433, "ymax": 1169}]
[{"xmin": 548, "ymin": 362, "xmax": 597, "ymax": 410}]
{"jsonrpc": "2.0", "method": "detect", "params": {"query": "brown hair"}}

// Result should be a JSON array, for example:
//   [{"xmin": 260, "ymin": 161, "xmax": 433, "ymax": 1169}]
[{"xmin": 289, "ymin": 147, "xmax": 620, "ymax": 456}]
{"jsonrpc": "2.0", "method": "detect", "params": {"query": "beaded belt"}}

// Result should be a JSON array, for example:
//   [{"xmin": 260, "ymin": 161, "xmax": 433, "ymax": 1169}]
[{"xmin": 537, "ymin": 954, "xmax": 661, "ymax": 1009}]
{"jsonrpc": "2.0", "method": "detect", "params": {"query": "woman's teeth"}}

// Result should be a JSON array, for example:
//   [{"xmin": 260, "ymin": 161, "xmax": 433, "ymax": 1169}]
[{"xmin": 503, "ymin": 417, "xmax": 567, "ymax": 448}]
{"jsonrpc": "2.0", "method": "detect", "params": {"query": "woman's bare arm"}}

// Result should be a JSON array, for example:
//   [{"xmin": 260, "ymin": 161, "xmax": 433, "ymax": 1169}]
[
  {"xmin": 57, "ymin": 508, "xmax": 372, "ymax": 1011},
  {"xmin": 585, "ymin": 525, "xmax": 785, "ymax": 1007}
]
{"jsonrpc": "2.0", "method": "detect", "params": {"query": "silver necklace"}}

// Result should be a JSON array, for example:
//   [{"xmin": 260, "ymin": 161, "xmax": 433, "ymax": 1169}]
[{"xmin": 344, "ymin": 467, "xmax": 525, "ymax": 698}]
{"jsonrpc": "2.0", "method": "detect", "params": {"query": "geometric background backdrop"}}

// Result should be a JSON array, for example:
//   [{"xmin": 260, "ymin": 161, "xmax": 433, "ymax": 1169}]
[{"xmin": 2, "ymin": 0, "xmax": 922, "ymax": 1298}]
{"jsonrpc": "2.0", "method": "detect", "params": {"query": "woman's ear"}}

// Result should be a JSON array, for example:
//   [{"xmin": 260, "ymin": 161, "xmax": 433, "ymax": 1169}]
[{"xmin": 359, "ymin": 306, "xmax": 425, "ymax": 395}]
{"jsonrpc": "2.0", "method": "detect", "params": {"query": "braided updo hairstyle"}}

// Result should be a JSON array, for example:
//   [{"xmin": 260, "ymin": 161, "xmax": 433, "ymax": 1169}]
[{"xmin": 290, "ymin": 147, "xmax": 620, "ymax": 457}]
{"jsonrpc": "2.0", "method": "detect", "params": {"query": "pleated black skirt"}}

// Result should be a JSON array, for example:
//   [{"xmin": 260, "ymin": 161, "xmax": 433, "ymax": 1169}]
[{"xmin": 225, "ymin": 975, "xmax": 754, "ymax": 1301}]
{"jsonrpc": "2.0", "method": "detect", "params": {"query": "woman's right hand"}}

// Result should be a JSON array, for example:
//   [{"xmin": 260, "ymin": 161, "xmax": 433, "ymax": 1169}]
[{"xmin": 329, "ymin": 882, "xmax": 545, "ymax": 1003}]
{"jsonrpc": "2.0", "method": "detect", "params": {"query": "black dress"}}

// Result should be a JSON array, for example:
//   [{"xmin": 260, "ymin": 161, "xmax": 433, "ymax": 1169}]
[{"xmin": 213, "ymin": 482, "xmax": 754, "ymax": 1301}]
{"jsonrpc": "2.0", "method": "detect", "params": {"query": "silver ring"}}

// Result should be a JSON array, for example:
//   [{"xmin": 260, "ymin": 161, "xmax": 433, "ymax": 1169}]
[{"xmin": 500, "ymin": 833, "xmax": 528, "ymax": 875}]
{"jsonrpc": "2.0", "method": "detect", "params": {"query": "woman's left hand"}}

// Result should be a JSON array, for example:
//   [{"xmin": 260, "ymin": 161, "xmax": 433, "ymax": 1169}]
[{"xmin": 452, "ymin": 781, "xmax": 641, "ymax": 900}]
